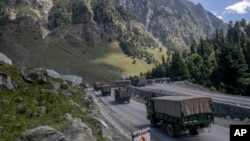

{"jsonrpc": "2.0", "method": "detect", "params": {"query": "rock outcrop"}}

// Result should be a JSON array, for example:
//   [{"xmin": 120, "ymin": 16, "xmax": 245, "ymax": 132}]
[
  {"xmin": 20, "ymin": 68, "xmax": 48, "ymax": 83},
  {"xmin": 0, "ymin": 52, "xmax": 12, "ymax": 65},
  {"xmin": 63, "ymin": 118, "xmax": 96, "ymax": 141},
  {"xmin": 15, "ymin": 126, "xmax": 66, "ymax": 141},
  {"xmin": 0, "ymin": 72, "xmax": 16, "ymax": 90}
]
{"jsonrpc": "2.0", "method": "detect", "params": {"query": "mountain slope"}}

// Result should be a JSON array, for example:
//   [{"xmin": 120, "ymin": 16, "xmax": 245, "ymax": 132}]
[
  {"xmin": 0, "ymin": 0, "xmax": 226, "ymax": 83},
  {"xmin": 114, "ymin": 0, "xmax": 226, "ymax": 50}
]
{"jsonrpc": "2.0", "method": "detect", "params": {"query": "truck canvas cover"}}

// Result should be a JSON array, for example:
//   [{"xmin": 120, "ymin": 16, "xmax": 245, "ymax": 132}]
[
  {"xmin": 102, "ymin": 85, "xmax": 111, "ymax": 91},
  {"xmin": 115, "ymin": 88, "xmax": 130, "ymax": 97},
  {"xmin": 153, "ymin": 96, "xmax": 213, "ymax": 117}
]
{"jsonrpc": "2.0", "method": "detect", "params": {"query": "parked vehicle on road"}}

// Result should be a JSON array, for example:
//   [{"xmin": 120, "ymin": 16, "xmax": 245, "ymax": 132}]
[
  {"xmin": 114, "ymin": 88, "xmax": 131, "ymax": 103},
  {"xmin": 146, "ymin": 95, "xmax": 214, "ymax": 136},
  {"xmin": 101, "ymin": 85, "xmax": 111, "ymax": 96}
]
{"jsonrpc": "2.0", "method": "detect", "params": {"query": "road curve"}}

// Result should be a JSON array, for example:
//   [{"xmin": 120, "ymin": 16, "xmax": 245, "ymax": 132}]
[{"xmin": 93, "ymin": 89, "xmax": 230, "ymax": 141}]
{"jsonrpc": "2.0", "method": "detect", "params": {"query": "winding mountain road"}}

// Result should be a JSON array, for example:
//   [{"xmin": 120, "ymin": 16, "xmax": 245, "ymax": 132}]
[{"xmin": 91, "ymin": 89, "xmax": 230, "ymax": 141}]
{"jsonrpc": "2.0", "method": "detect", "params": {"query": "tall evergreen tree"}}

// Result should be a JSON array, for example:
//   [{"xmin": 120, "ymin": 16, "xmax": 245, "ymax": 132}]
[
  {"xmin": 190, "ymin": 40, "xmax": 197, "ymax": 54},
  {"xmin": 215, "ymin": 45, "xmax": 250, "ymax": 95},
  {"xmin": 201, "ymin": 54, "xmax": 216, "ymax": 86},
  {"xmin": 170, "ymin": 53, "xmax": 190, "ymax": 81},
  {"xmin": 186, "ymin": 54, "xmax": 203, "ymax": 83}
]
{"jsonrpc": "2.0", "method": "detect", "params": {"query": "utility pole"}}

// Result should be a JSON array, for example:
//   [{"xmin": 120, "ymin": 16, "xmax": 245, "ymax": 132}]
[{"xmin": 67, "ymin": 61, "xmax": 69, "ymax": 74}]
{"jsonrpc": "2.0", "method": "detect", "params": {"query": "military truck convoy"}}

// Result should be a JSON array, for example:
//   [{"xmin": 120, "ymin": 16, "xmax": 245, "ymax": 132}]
[
  {"xmin": 93, "ymin": 79, "xmax": 215, "ymax": 137},
  {"xmin": 93, "ymin": 81, "xmax": 131, "ymax": 102},
  {"xmin": 114, "ymin": 87, "xmax": 131, "ymax": 103},
  {"xmin": 146, "ymin": 95, "xmax": 214, "ymax": 136}
]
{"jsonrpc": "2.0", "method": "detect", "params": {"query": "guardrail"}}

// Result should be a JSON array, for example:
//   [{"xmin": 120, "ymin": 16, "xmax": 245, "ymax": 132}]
[{"xmin": 129, "ymin": 86, "xmax": 250, "ymax": 120}]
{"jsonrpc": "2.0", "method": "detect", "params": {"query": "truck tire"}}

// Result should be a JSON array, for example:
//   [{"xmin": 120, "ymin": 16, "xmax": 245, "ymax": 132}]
[
  {"xmin": 189, "ymin": 128, "xmax": 198, "ymax": 136},
  {"xmin": 167, "ymin": 124, "xmax": 175, "ymax": 137},
  {"xmin": 150, "ymin": 117, "xmax": 157, "ymax": 127},
  {"xmin": 127, "ymin": 100, "xmax": 130, "ymax": 103}
]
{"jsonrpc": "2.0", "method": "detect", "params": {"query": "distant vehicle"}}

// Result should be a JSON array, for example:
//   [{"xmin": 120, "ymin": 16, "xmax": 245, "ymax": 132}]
[
  {"xmin": 93, "ymin": 82, "xmax": 103, "ymax": 91},
  {"xmin": 162, "ymin": 77, "xmax": 171, "ymax": 84},
  {"xmin": 114, "ymin": 88, "xmax": 131, "ymax": 103},
  {"xmin": 111, "ymin": 80, "xmax": 131, "ymax": 88},
  {"xmin": 146, "ymin": 95, "xmax": 214, "ymax": 137},
  {"xmin": 154, "ymin": 78, "xmax": 161, "ymax": 84},
  {"xmin": 101, "ymin": 85, "xmax": 111, "ymax": 96},
  {"xmin": 132, "ymin": 76, "xmax": 146, "ymax": 87},
  {"xmin": 146, "ymin": 79, "xmax": 153, "ymax": 86}
]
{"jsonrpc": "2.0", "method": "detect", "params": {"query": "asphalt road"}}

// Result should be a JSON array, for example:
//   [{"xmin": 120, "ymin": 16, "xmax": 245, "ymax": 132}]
[
  {"xmin": 140, "ymin": 84, "xmax": 250, "ymax": 108},
  {"xmin": 94, "ymin": 89, "xmax": 230, "ymax": 141}
]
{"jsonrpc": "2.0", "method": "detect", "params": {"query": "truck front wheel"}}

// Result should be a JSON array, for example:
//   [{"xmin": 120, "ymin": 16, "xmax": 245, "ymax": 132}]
[
  {"xmin": 150, "ymin": 117, "xmax": 157, "ymax": 127},
  {"xmin": 189, "ymin": 128, "xmax": 198, "ymax": 136},
  {"xmin": 167, "ymin": 124, "xmax": 175, "ymax": 137}
]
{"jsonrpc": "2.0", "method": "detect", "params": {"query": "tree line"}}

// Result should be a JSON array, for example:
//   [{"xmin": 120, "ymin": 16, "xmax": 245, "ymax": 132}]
[{"xmin": 145, "ymin": 19, "xmax": 250, "ymax": 96}]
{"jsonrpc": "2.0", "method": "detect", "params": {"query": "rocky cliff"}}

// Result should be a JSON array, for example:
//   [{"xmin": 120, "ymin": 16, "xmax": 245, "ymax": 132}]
[{"xmin": 114, "ymin": 0, "xmax": 226, "ymax": 49}]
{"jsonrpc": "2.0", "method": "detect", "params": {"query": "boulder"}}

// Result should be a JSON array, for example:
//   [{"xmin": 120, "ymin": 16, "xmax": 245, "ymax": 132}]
[
  {"xmin": 61, "ymin": 81, "xmax": 69, "ymax": 90},
  {"xmin": 63, "ymin": 118, "xmax": 96, "ymax": 141},
  {"xmin": 0, "ymin": 52, "xmax": 12, "ymax": 65},
  {"xmin": 64, "ymin": 113, "xmax": 73, "ymax": 122},
  {"xmin": 93, "ymin": 116, "xmax": 108, "ymax": 129},
  {"xmin": 46, "ymin": 69, "xmax": 61, "ymax": 79},
  {"xmin": 61, "ymin": 75, "xmax": 83, "ymax": 85},
  {"xmin": 20, "ymin": 68, "xmax": 48, "ymax": 84},
  {"xmin": 0, "ymin": 72, "xmax": 16, "ymax": 90},
  {"xmin": 52, "ymin": 83, "xmax": 61, "ymax": 91},
  {"xmin": 15, "ymin": 126, "xmax": 66, "ymax": 141}
]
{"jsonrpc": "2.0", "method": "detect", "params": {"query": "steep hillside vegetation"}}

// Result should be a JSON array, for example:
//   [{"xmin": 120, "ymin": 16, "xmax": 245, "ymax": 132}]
[
  {"xmin": 0, "ymin": 0, "xmax": 225, "ymax": 83},
  {"xmin": 0, "ymin": 61, "xmax": 105, "ymax": 140}
]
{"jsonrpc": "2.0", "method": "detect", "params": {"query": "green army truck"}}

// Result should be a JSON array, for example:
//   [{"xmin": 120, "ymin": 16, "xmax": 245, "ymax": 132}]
[
  {"xmin": 101, "ymin": 85, "xmax": 111, "ymax": 96},
  {"xmin": 93, "ymin": 82, "xmax": 103, "ymax": 91},
  {"xmin": 114, "ymin": 88, "xmax": 131, "ymax": 104},
  {"xmin": 146, "ymin": 96, "xmax": 214, "ymax": 137}
]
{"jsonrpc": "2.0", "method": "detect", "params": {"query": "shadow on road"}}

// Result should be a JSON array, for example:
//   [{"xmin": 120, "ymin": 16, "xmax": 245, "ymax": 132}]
[
  {"xmin": 108, "ymin": 100, "xmax": 130, "ymax": 105},
  {"xmin": 134, "ymin": 124, "xmax": 151, "ymax": 129}
]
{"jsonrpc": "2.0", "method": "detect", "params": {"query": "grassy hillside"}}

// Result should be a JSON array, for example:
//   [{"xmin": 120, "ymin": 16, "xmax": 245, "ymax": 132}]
[
  {"xmin": 0, "ymin": 61, "xmax": 105, "ymax": 141},
  {"xmin": 1, "ymin": 27, "xmax": 168, "ymax": 84}
]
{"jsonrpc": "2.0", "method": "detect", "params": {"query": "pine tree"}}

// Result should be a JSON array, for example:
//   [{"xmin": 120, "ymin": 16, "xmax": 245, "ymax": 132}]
[
  {"xmin": 190, "ymin": 40, "xmax": 197, "ymax": 54},
  {"xmin": 170, "ymin": 53, "xmax": 190, "ymax": 81},
  {"xmin": 186, "ymin": 54, "xmax": 203, "ymax": 83},
  {"xmin": 216, "ymin": 45, "xmax": 250, "ymax": 95}
]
